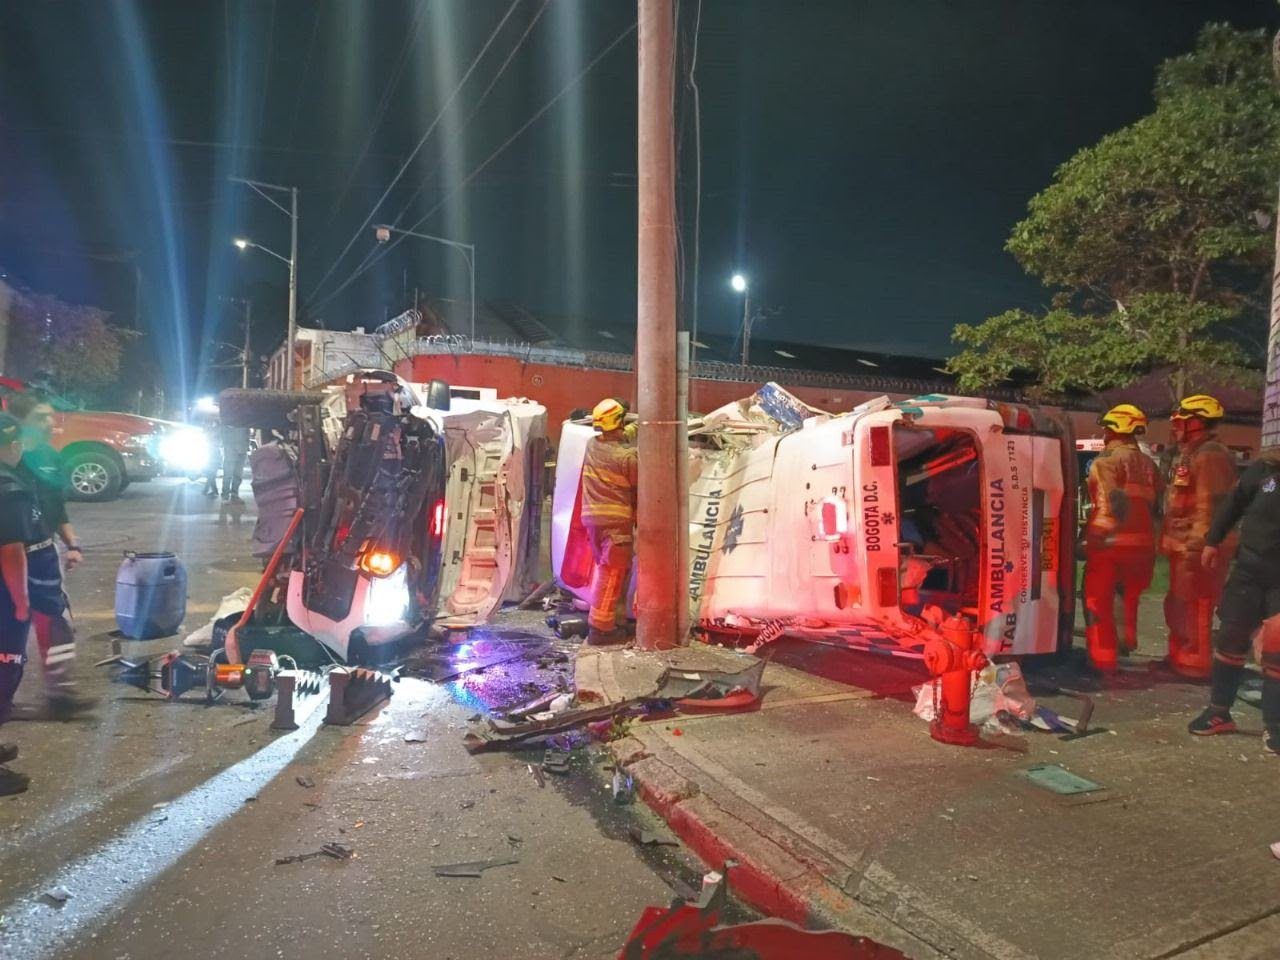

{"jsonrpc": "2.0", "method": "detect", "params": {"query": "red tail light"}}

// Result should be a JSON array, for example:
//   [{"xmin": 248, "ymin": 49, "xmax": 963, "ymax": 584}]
[
  {"xmin": 430, "ymin": 499, "xmax": 446, "ymax": 538},
  {"xmin": 877, "ymin": 567, "xmax": 898, "ymax": 608},
  {"xmin": 869, "ymin": 426, "xmax": 891, "ymax": 466}
]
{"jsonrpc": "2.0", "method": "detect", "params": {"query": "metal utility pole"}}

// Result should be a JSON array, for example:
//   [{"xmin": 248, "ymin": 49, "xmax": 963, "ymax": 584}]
[
  {"xmin": 241, "ymin": 298, "xmax": 253, "ymax": 389},
  {"xmin": 230, "ymin": 177, "xmax": 299, "ymax": 388},
  {"xmin": 740, "ymin": 289, "xmax": 753, "ymax": 366},
  {"xmin": 635, "ymin": 0, "xmax": 682, "ymax": 650},
  {"xmin": 288, "ymin": 186, "xmax": 298, "ymax": 389}
]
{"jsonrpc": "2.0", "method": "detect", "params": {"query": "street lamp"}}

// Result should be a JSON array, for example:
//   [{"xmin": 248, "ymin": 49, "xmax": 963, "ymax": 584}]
[
  {"xmin": 373, "ymin": 224, "xmax": 476, "ymax": 342},
  {"xmin": 230, "ymin": 178, "xmax": 298, "ymax": 388},
  {"xmin": 731, "ymin": 273, "xmax": 752, "ymax": 365}
]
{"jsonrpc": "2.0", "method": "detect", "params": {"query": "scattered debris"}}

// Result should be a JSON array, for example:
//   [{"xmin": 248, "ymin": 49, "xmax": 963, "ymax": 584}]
[
  {"xmin": 629, "ymin": 826, "xmax": 678, "ymax": 847},
  {"xmin": 527, "ymin": 763, "xmax": 546, "ymax": 789},
  {"xmin": 460, "ymin": 800, "xmax": 475, "ymax": 810},
  {"xmin": 1020, "ymin": 764, "xmax": 1103, "ymax": 796},
  {"xmin": 432, "ymin": 857, "xmax": 519, "ymax": 878},
  {"xmin": 274, "ymin": 842, "xmax": 354, "ymax": 866},
  {"xmin": 40, "ymin": 886, "xmax": 72, "ymax": 906},
  {"xmin": 1271, "ymin": 841, "xmax": 1280, "ymax": 860},
  {"xmin": 404, "ymin": 731, "xmax": 429, "ymax": 743},
  {"xmin": 152, "ymin": 802, "xmax": 169, "ymax": 810},
  {"xmin": 612, "ymin": 769, "xmax": 635, "ymax": 806},
  {"xmin": 551, "ymin": 875, "xmax": 566, "ymax": 883},
  {"xmin": 295, "ymin": 776, "xmax": 316, "ymax": 789},
  {"xmin": 542, "ymin": 748, "xmax": 572, "ymax": 776},
  {"xmin": 619, "ymin": 866, "xmax": 907, "ymax": 959}
]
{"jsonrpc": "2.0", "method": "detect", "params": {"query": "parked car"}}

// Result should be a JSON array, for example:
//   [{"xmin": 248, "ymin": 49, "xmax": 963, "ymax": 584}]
[
  {"xmin": 0, "ymin": 378, "xmax": 208, "ymax": 501},
  {"xmin": 552, "ymin": 385, "xmax": 1077, "ymax": 660}
]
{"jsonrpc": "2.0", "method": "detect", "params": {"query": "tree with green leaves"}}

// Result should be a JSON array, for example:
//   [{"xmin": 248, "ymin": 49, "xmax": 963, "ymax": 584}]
[
  {"xmin": 949, "ymin": 24, "xmax": 1279, "ymax": 403},
  {"xmin": 5, "ymin": 285, "xmax": 126, "ymax": 405}
]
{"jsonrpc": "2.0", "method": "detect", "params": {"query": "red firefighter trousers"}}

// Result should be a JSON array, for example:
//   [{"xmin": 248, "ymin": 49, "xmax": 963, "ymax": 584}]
[
  {"xmin": 1083, "ymin": 546, "xmax": 1155, "ymax": 671},
  {"xmin": 584, "ymin": 523, "xmax": 633, "ymax": 633},
  {"xmin": 1165, "ymin": 551, "xmax": 1229, "ymax": 679}
]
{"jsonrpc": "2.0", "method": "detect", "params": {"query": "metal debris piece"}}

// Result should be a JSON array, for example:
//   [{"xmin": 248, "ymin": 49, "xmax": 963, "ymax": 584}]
[
  {"xmin": 325, "ymin": 667, "xmax": 394, "ymax": 726},
  {"xmin": 628, "ymin": 826, "xmax": 677, "ymax": 847},
  {"xmin": 41, "ymin": 886, "xmax": 72, "ymax": 906},
  {"xmin": 613, "ymin": 769, "xmax": 635, "ymax": 806},
  {"xmin": 527, "ymin": 763, "xmax": 546, "ymax": 789},
  {"xmin": 542, "ymin": 748, "xmax": 571, "ymax": 776},
  {"xmin": 275, "ymin": 842, "xmax": 354, "ymax": 866},
  {"xmin": 1020, "ymin": 764, "xmax": 1103, "ymax": 796},
  {"xmin": 432, "ymin": 857, "xmax": 519, "ymax": 878},
  {"xmin": 295, "ymin": 776, "xmax": 316, "ymax": 789}
]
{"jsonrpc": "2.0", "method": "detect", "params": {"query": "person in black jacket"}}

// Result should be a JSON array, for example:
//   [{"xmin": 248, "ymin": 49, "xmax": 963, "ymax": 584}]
[
  {"xmin": 0, "ymin": 413, "xmax": 36, "ymax": 794},
  {"xmin": 6, "ymin": 391, "xmax": 94, "ymax": 718},
  {"xmin": 1187, "ymin": 449, "xmax": 1280, "ymax": 752}
]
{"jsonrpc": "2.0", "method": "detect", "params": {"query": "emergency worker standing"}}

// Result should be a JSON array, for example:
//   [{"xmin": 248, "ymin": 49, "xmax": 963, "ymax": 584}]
[
  {"xmin": 1081, "ymin": 404, "xmax": 1162, "ymax": 672},
  {"xmin": 1160, "ymin": 395, "xmax": 1238, "ymax": 678},
  {"xmin": 1188, "ymin": 445, "xmax": 1280, "ymax": 752},
  {"xmin": 0, "ymin": 414, "xmax": 35, "ymax": 795},
  {"xmin": 580, "ymin": 398, "xmax": 638, "ymax": 646},
  {"xmin": 7, "ymin": 392, "xmax": 93, "ymax": 717}
]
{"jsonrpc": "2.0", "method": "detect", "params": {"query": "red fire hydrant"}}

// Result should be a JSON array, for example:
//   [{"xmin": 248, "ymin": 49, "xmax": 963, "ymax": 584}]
[{"xmin": 922, "ymin": 613, "xmax": 987, "ymax": 746}]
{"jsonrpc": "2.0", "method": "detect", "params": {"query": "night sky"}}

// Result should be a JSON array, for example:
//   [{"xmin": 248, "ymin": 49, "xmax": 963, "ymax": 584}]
[{"xmin": 1, "ymin": 0, "xmax": 1277, "ymax": 397}]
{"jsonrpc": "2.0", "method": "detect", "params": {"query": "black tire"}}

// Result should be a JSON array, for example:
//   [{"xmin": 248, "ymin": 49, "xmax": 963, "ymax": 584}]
[
  {"xmin": 64, "ymin": 449, "xmax": 124, "ymax": 502},
  {"xmin": 425, "ymin": 379, "xmax": 450, "ymax": 411},
  {"xmin": 218, "ymin": 389, "xmax": 322, "ymax": 430}
]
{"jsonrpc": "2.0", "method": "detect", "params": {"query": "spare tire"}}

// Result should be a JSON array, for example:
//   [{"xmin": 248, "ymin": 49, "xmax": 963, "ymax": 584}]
[
  {"xmin": 219, "ymin": 389, "xmax": 323, "ymax": 429},
  {"xmin": 425, "ymin": 379, "xmax": 451, "ymax": 411}
]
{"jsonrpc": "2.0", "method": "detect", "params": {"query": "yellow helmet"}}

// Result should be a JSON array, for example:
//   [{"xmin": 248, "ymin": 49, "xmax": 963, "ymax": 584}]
[
  {"xmin": 1171, "ymin": 394, "xmax": 1224, "ymax": 421},
  {"xmin": 591, "ymin": 398, "xmax": 626, "ymax": 433},
  {"xmin": 1098, "ymin": 403, "xmax": 1147, "ymax": 435}
]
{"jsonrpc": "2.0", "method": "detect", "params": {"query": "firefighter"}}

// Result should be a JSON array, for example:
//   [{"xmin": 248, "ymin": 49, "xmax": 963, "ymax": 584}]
[
  {"xmin": 580, "ymin": 398, "xmax": 638, "ymax": 646},
  {"xmin": 1187, "ymin": 444, "xmax": 1280, "ymax": 752},
  {"xmin": 1161, "ymin": 395, "xmax": 1238, "ymax": 678},
  {"xmin": 1081, "ymin": 404, "xmax": 1161, "ymax": 672}
]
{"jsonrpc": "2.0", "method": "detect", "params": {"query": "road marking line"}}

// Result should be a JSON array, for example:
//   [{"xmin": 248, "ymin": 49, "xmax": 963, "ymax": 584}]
[{"xmin": 0, "ymin": 709, "xmax": 325, "ymax": 959}]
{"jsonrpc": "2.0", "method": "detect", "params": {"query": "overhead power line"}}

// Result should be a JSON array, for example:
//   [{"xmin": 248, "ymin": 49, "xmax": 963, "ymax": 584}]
[
  {"xmin": 308, "ymin": 16, "xmax": 637, "ymax": 318},
  {"xmin": 304, "ymin": 0, "xmax": 525, "ymax": 307}
]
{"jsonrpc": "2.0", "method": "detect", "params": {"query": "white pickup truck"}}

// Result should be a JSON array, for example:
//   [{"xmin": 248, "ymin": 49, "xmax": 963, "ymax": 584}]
[{"xmin": 552, "ymin": 386, "xmax": 1076, "ymax": 660}]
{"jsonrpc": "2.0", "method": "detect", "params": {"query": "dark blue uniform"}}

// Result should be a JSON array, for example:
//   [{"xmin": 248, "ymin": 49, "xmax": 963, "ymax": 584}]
[{"xmin": 0, "ymin": 464, "xmax": 53, "ymax": 723}]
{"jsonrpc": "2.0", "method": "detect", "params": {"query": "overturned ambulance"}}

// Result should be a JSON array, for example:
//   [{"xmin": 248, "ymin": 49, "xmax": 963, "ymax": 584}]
[
  {"xmin": 553, "ymin": 385, "xmax": 1076, "ymax": 661},
  {"xmin": 224, "ymin": 372, "xmax": 547, "ymax": 663}
]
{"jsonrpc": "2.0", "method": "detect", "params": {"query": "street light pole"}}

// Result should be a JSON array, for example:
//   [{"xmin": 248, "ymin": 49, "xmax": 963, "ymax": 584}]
[
  {"xmin": 374, "ymin": 225, "xmax": 476, "ymax": 340},
  {"xmin": 231, "ymin": 177, "xmax": 299, "ymax": 387},
  {"xmin": 242, "ymin": 298, "xmax": 253, "ymax": 389},
  {"xmin": 288, "ymin": 186, "xmax": 298, "ymax": 389}
]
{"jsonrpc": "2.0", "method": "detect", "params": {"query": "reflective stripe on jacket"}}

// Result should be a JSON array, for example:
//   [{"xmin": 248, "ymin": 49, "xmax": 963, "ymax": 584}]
[{"xmin": 580, "ymin": 436, "xmax": 638, "ymax": 526}]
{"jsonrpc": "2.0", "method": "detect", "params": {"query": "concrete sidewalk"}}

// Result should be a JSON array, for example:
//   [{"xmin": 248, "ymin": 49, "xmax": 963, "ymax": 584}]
[{"xmin": 579, "ymin": 640, "xmax": 1280, "ymax": 960}]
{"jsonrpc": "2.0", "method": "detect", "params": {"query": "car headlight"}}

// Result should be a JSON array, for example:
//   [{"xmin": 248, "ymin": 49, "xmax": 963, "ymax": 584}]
[
  {"xmin": 158, "ymin": 428, "xmax": 211, "ymax": 473},
  {"xmin": 364, "ymin": 564, "xmax": 410, "ymax": 626}
]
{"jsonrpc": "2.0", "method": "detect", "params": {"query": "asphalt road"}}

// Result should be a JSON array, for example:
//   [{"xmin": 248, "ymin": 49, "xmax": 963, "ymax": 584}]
[{"xmin": 0, "ymin": 481, "xmax": 700, "ymax": 960}]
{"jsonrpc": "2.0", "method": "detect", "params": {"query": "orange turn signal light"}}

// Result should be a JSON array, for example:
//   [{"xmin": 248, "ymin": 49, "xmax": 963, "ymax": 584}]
[{"xmin": 360, "ymin": 550, "xmax": 399, "ymax": 577}]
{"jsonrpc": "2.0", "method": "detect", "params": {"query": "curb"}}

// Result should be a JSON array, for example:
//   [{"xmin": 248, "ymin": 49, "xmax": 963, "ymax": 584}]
[{"xmin": 610, "ymin": 730, "xmax": 948, "ymax": 960}]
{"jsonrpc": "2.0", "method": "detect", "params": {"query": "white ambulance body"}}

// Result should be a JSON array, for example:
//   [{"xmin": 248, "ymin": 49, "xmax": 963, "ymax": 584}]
[{"xmin": 553, "ymin": 387, "xmax": 1075, "ymax": 659}]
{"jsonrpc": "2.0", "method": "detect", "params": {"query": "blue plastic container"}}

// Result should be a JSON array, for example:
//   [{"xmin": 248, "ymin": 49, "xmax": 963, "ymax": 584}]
[{"xmin": 115, "ymin": 552, "xmax": 188, "ymax": 639}]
